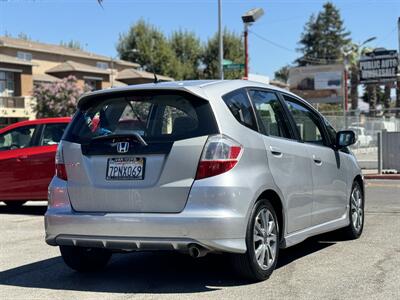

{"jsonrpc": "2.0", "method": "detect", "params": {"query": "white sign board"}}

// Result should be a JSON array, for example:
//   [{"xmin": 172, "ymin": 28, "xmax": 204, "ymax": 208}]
[{"xmin": 288, "ymin": 64, "xmax": 344, "ymax": 104}]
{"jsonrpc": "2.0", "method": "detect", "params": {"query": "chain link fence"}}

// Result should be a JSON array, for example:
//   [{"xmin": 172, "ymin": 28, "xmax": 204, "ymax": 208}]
[{"xmin": 323, "ymin": 109, "xmax": 400, "ymax": 169}]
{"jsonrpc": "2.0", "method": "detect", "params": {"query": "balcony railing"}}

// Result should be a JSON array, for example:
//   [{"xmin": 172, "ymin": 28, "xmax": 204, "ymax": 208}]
[{"xmin": 0, "ymin": 96, "xmax": 25, "ymax": 109}]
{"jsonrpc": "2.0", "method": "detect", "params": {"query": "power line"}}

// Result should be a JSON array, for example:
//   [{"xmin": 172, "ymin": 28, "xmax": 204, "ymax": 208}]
[
  {"xmin": 249, "ymin": 30, "xmax": 294, "ymax": 52},
  {"xmin": 249, "ymin": 30, "xmax": 342, "ymax": 64},
  {"xmin": 380, "ymin": 25, "xmax": 397, "ymax": 42}
]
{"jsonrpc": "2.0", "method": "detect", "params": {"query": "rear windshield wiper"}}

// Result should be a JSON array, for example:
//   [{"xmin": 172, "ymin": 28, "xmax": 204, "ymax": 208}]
[{"xmin": 92, "ymin": 132, "xmax": 148, "ymax": 146}]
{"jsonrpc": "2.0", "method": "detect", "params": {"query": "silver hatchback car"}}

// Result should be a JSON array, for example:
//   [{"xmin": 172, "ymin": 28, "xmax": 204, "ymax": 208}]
[{"xmin": 45, "ymin": 80, "xmax": 364, "ymax": 281}]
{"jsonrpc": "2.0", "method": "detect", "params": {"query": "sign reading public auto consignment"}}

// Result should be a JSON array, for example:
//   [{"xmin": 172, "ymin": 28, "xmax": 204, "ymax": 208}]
[{"xmin": 359, "ymin": 50, "xmax": 398, "ymax": 84}]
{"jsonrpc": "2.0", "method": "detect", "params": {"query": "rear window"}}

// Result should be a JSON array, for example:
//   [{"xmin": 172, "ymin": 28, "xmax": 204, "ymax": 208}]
[{"xmin": 64, "ymin": 91, "xmax": 218, "ymax": 144}]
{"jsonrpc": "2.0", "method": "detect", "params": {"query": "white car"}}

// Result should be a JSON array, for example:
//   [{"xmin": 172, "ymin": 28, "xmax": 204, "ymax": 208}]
[{"xmin": 348, "ymin": 126, "xmax": 373, "ymax": 147}]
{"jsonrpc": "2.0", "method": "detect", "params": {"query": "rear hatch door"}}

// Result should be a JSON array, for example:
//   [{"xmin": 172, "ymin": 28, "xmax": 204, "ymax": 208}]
[{"xmin": 62, "ymin": 90, "xmax": 218, "ymax": 213}]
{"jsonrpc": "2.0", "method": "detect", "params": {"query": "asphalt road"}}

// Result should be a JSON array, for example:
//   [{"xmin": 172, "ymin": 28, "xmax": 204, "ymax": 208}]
[{"xmin": 1, "ymin": 180, "xmax": 399, "ymax": 300}]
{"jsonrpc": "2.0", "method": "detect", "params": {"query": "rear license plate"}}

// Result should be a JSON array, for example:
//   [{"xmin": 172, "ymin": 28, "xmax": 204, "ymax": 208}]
[{"xmin": 106, "ymin": 157, "xmax": 145, "ymax": 180}]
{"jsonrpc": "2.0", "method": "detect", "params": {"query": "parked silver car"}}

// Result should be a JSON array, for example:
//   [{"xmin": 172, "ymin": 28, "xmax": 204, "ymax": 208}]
[{"xmin": 45, "ymin": 80, "xmax": 364, "ymax": 281}]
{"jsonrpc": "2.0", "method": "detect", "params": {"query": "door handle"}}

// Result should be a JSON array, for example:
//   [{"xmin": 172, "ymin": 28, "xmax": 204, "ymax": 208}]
[
  {"xmin": 270, "ymin": 146, "xmax": 283, "ymax": 157},
  {"xmin": 312, "ymin": 155, "xmax": 322, "ymax": 165}
]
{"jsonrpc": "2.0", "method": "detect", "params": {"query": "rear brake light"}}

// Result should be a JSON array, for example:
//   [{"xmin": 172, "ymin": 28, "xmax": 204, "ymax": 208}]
[
  {"xmin": 55, "ymin": 163, "xmax": 68, "ymax": 181},
  {"xmin": 196, "ymin": 135, "xmax": 243, "ymax": 180},
  {"xmin": 55, "ymin": 143, "xmax": 67, "ymax": 181}
]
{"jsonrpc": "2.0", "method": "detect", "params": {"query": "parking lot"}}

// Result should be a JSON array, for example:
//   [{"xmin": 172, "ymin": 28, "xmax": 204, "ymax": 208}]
[{"xmin": 1, "ymin": 180, "xmax": 399, "ymax": 300}]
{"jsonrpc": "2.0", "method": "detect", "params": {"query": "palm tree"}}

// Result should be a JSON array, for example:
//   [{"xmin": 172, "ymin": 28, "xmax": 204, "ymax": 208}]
[
  {"xmin": 343, "ymin": 38, "xmax": 376, "ymax": 112},
  {"xmin": 383, "ymin": 82, "xmax": 395, "ymax": 117}
]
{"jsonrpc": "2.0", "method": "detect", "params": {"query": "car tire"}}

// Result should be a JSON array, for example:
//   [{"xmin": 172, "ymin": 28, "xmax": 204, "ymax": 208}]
[
  {"xmin": 231, "ymin": 199, "xmax": 280, "ymax": 281},
  {"xmin": 342, "ymin": 181, "xmax": 364, "ymax": 239},
  {"xmin": 60, "ymin": 246, "xmax": 112, "ymax": 272},
  {"xmin": 4, "ymin": 201, "xmax": 26, "ymax": 208}
]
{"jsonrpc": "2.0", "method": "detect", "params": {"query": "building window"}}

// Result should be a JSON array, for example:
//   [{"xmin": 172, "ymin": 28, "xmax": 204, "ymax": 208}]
[
  {"xmin": 17, "ymin": 51, "xmax": 32, "ymax": 61},
  {"xmin": 0, "ymin": 71, "xmax": 15, "ymax": 96},
  {"xmin": 96, "ymin": 62, "xmax": 109, "ymax": 69},
  {"xmin": 84, "ymin": 79, "xmax": 101, "ymax": 91}
]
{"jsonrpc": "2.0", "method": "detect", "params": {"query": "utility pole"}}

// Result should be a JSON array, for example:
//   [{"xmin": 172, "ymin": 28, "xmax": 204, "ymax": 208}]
[
  {"xmin": 396, "ymin": 17, "xmax": 400, "ymax": 117},
  {"xmin": 241, "ymin": 8, "xmax": 264, "ymax": 80},
  {"xmin": 218, "ymin": 0, "xmax": 224, "ymax": 80},
  {"xmin": 244, "ymin": 24, "xmax": 249, "ymax": 78},
  {"xmin": 344, "ymin": 64, "xmax": 349, "ymax": 112},
  {"xmin": 398, "ymin": 16, "xmax": 400, "ymax": 62},
  {"xmin": 343, "ymin": 65, "xmax": 348, "ymax": 126}
]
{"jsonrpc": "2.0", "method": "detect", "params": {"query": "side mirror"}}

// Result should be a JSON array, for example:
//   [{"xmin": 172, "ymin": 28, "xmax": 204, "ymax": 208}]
[{"xmin": 336, "ymin": 130, "xmax": 356, "ymax": 149}]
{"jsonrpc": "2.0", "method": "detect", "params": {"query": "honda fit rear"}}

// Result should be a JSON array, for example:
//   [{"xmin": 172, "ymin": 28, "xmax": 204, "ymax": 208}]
[{"xmin": 45, "ymin": 80, "xmax": 364, "ymax": 281}]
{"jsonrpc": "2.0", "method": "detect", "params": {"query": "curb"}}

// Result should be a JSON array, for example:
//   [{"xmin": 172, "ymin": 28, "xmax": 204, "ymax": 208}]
[{"xmin": 364, "ymin": 174, "xmax": 400, "ymax": 180}]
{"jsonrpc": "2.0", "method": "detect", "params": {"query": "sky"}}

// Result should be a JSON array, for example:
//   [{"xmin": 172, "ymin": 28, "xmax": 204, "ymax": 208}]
[{"xmin": 1, "ymin": 0, "xmax": 399, "ymax": 79}]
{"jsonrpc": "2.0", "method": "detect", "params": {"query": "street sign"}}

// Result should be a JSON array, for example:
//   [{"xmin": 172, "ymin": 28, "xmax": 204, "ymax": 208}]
[
  {"xmin": 359, "ymin": 49, "xmax": 398, "ymax": 84},
  {"xmin": 223, "ymin": 63, "xmax": 245, "ymax": 71}
]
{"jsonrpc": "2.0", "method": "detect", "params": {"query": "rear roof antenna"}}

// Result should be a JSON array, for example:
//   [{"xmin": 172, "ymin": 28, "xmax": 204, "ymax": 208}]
[{"xmin": 153, "ymin": 71, "xmax": 158, "ymax": 84}]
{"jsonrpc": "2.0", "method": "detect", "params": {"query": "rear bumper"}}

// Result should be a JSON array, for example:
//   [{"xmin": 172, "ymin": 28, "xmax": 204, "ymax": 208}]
[
  {"xmin": 45, "ymin": 177, "xmax": 250, "ymax": 253},
  {"xmin": 45, "ymin": 209, "xmax": 246, "ymax": 253}
]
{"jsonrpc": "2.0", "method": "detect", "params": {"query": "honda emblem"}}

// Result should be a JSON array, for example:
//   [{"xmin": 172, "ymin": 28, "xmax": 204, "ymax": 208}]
[{"xmin": 116, "ymin": 142, "xmax": 129, "ymax": 153}]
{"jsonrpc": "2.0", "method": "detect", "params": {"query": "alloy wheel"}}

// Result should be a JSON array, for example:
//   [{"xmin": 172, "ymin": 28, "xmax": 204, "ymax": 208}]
[
  {"xmin": 350, "ymin": 185, "xmax": 363, "ymax": 232},
  {"xmin": 253, "ymin": 208, "xmax": 278, "ymax": 270}
]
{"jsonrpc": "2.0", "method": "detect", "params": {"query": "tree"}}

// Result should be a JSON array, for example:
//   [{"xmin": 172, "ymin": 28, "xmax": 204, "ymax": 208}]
[
  {"xmin": 116, "ymin": 19, "xmax": 180, "ymax": 79},
  {"xmin": 362, "ymin": 84, "xmax": 385, "ymax": 117},
  {"xmin": 4, "ymin": 32, "xmax": 32, "ymax": 41},
  {"xmin": 296, "ymin": 2, "xmax": 351, "ymax": 66},
  {"xmin": 274, "ymin": 65, "xmax": 291, "ymax": 83},
  {"xmin": 117, "ymin": 21, "xmax": 245, "ymax": 80},
  {"xmin": 17, "ymin": 32, "xmax": 31, "ymax": 41},
  {"xmin": 60, "ymin": 40, "xmax": 84, "ymax": 50},
  {"xmin": 33, "ymin": 76, "xmax": 86, "ymax": 118},
  {"xmin": 362, "ymin": 85, "xmax": 385, "ymax": 104},
  {"xmin": 349, "ymin": 64, "xmax": 358, "ymax": 111},
  {"xmin": 346, "ymin": 46, "xmax": 373, "ymax": 111},
  {"xmin": 202, "ymin": 29, "xmax": 244, "ymax": 79},
  {"xmin": 169, "ymin": 30, "xmax": 202, "ymax": 80},
  {"xmin": 383, "ymin": 83, "xmax": 392, "ymax": 111}
]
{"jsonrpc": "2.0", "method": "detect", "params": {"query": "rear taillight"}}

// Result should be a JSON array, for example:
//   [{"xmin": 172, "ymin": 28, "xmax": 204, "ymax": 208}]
[
  {"xmin": 55, "ymin": 143, "xmax": 67, "ymax": 181},
  {"xmin": 196, "ymin": 135, "xmax": 243, "ymax": 180},
  {"xmin": 55, "ymin": 163, "xmax": 67, "ymax": 181}
]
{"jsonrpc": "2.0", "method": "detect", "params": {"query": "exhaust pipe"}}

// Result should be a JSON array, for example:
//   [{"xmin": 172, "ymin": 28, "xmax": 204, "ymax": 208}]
[{"xmin": 188, "ymin": 244, "xmax": 209, "ymax": 258}]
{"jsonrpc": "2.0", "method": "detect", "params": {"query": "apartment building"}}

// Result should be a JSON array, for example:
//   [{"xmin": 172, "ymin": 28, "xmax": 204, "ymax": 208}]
[{"xmin": 0, "ymin": 36, "xmax": 173, "ymax": 126}]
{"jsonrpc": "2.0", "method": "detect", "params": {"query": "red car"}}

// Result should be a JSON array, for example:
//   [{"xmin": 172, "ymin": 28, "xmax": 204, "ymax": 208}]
[{"xmin": 0, "ymin": 117, "xmax": 71, "ymax": 207}]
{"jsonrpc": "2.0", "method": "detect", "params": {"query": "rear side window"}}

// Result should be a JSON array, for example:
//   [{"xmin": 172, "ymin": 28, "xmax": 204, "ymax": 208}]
[
  {"xmin": 248, "ymin": 89, "xmax": 291, "ymax": 138},
  {"xmin": 41, "ymin": 123, "xmax": 68, "ymax": 145},
  {"xmin": 64, "ymin": 91, "xmax": 218, "ymax": 144},
  {"xmin": 222, "ymin": 89, "xmax": 257, "ymax": 130}
]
